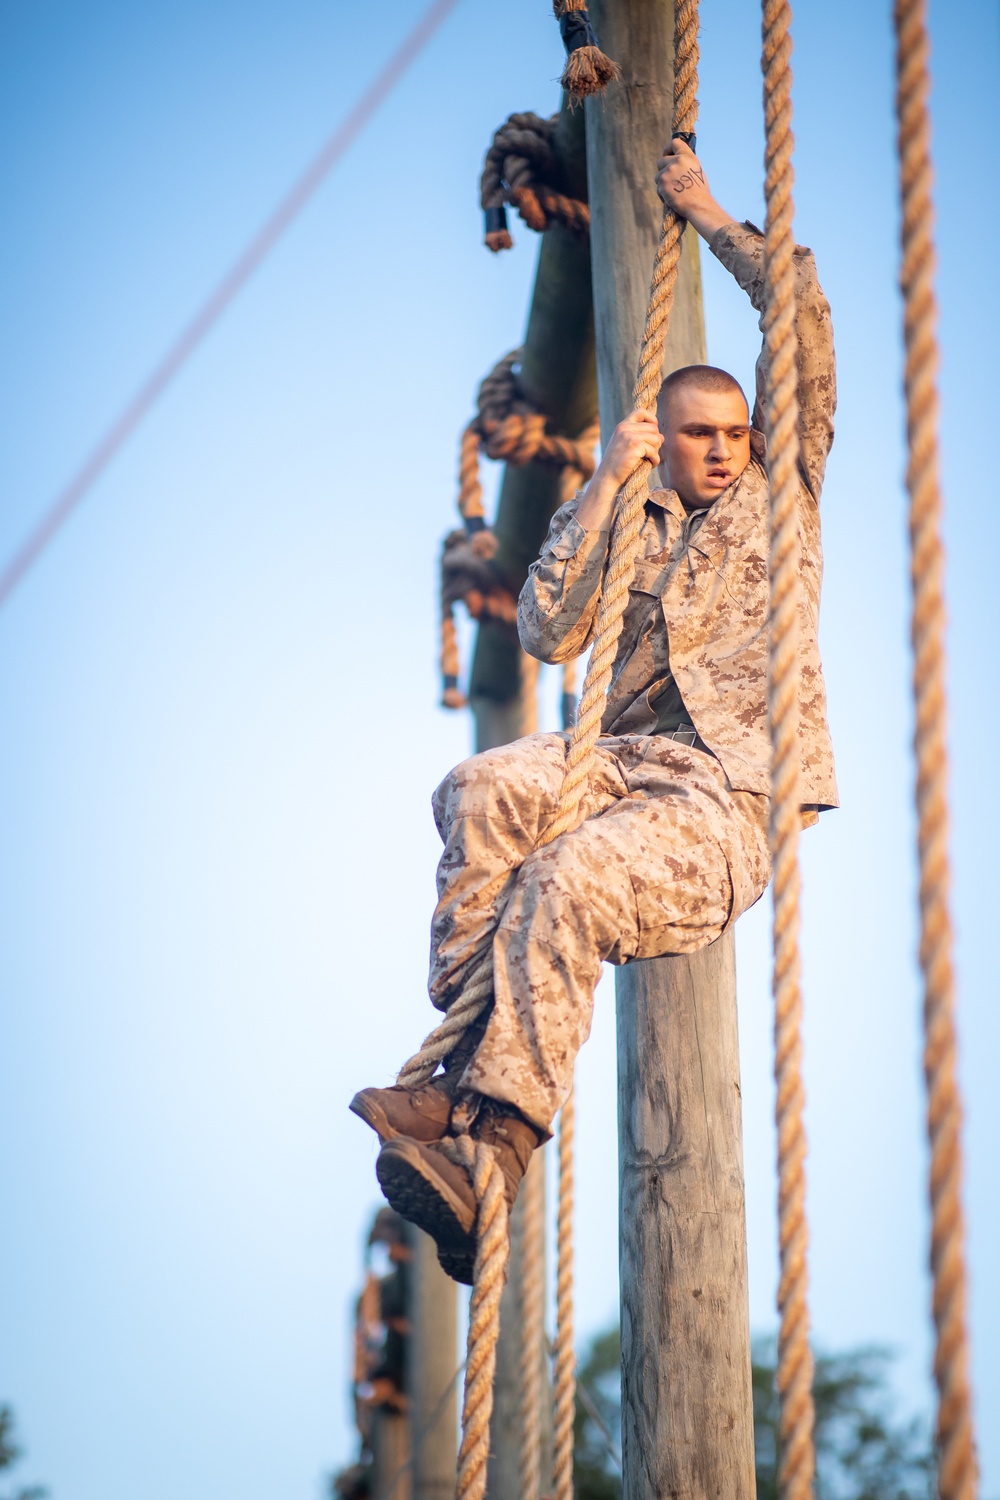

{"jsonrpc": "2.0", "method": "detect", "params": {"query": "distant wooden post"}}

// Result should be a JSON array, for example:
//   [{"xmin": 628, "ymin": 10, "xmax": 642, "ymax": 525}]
[
  {"xmin": 370, "ymin": 1407, "xmax": 411, "ymax": 1500},
  {"xmin": 407, "ymin": 1232, "xmax": 458, "ymax": 1500},
  {"xmin": 586, "ymin": 2, "xmax": 757, "ymax": 1495}
]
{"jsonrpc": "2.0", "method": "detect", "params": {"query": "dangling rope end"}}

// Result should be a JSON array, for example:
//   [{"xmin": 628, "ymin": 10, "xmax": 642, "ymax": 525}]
[
  {"xmin": 484, "ymin": 206, "xmax": 514, "ymax": 253},
  {"xmin": 555, "ymin": 2, "xmax": 619, "ymax": 100},
  {"xmin": 560, "ymin": 45, "xmax": 620, "ymax": 101}
]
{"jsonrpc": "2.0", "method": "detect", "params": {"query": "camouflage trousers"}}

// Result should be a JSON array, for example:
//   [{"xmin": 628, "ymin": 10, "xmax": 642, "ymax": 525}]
[{"xmin": 429, "ymin": 732, "xmax": 770, "ymax": 1132}]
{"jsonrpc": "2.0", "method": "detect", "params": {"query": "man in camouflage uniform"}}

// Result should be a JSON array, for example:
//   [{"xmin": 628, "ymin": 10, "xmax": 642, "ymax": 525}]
[{"xmin": 352, "ymin": 138, "xmax": 837, "ymax": 1283}]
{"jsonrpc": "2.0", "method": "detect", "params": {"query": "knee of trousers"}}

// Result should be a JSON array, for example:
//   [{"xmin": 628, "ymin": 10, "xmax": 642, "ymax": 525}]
[
  {"xmin": 431, "ymin": 735, "xmax": 567, "ymax": 838},
  {"xmin": 495, "ymin": 844, "xmax": 631, "ymax": 967}
]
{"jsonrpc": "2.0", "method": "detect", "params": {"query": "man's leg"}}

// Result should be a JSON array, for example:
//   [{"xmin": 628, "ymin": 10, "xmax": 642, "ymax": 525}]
[
  {"xmin": 461, "ymin": 749, "xmax": 752, "ymax": 1132},
  {"xmin": 428, "ymin": 732, "xmax": 625, "ymax": 1011},
  {"xmin": 351, "ymin": 733, "xmax": 625, "ymax": 1142}
]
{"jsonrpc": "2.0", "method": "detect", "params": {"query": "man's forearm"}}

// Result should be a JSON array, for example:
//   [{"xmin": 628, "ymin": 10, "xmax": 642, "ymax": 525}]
[{"xmin": 681, "ymin": 198, "xmax": 737, "ymax": 244}]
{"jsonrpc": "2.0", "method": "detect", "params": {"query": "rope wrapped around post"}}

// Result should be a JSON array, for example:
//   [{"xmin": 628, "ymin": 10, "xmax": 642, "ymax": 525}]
[
  {"xmin": 894, "ymin": 1, "xmax": 978, "ymax": 1495},
  {"xmin": 759, "ymin": 2, "xmax": 816, "ymax": 1497}
]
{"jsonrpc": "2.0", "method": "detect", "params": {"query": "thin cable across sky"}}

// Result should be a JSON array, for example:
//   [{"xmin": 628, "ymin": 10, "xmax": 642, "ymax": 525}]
[{"xmin": 0, "ymin": 0, "xmax": 463, "ymax": 612}]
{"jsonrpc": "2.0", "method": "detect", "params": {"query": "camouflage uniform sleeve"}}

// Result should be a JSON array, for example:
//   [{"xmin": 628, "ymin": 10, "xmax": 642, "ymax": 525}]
[
  {"xmin": 517, "ymin": 495, "xmax": 610, "ymax": 664},
  {"xmin": 709, "ymin": 220, "xmax": 837, "ymax": 503}
]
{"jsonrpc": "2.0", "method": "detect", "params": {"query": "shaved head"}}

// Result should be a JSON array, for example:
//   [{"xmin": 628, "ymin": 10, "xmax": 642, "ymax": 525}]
[
  {"xmin": 657, "ymin": 364, "xmax": 748, "ymax": 427},
  {"xmin": 654, "ymin": 365, "xmax": 753, "ymax": 507}
]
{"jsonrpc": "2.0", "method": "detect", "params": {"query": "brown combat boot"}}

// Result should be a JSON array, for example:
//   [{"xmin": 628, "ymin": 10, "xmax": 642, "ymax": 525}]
[
  {"xmin": 350, "ymin": 1080, "xmax": 456, "ymax": 1144},
  {"xmin": 375, "ymin": 1106, "xmax": 541, "ymax": 1285},
  {"xmin": 350, "ymin": 1014, "xmax": 489, "ymax": 1145}
]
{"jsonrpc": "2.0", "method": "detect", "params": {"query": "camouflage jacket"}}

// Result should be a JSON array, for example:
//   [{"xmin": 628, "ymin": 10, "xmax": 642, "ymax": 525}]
[{"xmin": 518, "ymin": 220, "xmax": 838, "ymax": 811}]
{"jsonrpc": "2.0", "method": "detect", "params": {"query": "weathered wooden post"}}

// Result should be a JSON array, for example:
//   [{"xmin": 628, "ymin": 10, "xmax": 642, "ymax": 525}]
[
  {"xmin": 585, "ymin": 2, "xmax": 758, "ymax": 1495},
  {"xmin": 466, "ymin": 97, "xmax": 597, "ymax": 1500},
  {"xmin": 406, "ymin": 1234, "xmax": 458, "ymax": 1500}
]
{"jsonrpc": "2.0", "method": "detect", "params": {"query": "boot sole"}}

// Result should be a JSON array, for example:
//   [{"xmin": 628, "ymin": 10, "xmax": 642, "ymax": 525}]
[{"xmin": 376, "ymin": 1139, "xmax": 477, "ymax": 1286}]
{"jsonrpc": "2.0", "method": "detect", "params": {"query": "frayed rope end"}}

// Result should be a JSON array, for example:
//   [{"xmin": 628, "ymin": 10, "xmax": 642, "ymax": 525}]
[
  {"xmin": 561, "ymin": 45, "xmax": 620, "ymax": 99},
  {"xmin": 485, "ymin": 229, "xmax": 514, "ymax": 253}
]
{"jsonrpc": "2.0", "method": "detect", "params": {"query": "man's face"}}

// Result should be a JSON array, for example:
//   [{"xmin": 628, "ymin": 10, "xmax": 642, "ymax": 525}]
[{"xmin": 657, "ymin": 386, "xmax": 752, "ymax": 508}]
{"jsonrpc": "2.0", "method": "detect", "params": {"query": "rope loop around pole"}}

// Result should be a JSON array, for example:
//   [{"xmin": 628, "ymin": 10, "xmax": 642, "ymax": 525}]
[{"xmin": 893, "ymin": 0, "xmax": 978, "ymax": 1494}]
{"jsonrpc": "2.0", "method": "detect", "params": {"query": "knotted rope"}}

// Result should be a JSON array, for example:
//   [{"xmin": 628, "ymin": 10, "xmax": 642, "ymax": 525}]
[
  {"xmin": 552, "ymin": 0, "xmax": 619, "ymax": 102},
  {"xmin": 440, "ymin": 349, "xmax": 599, "ymax": 709},
  {"xmin": 894, "ymin": 2, "xmax": 978, "ymax": 1496},
  {"xmin": 760, "ymin": 3, "xmax": 815, "ymax": 1497},
  {"xmin": 481, "ymin": 114, "xmax": 590, "ymax": 252},
  {"xmin": 551, "ymin": 1087, "xmax": 576, "ymax": 1500}
]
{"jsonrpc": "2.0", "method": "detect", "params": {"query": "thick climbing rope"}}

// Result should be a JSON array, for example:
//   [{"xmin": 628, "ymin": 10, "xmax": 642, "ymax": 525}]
[
  {"xmin": 517, "ymin": 1159, "xmax": 545, "ymax": 1500},
  {"xmin": 551, "ymin": 1087, "xmax": 576, "ymax": 1500},
  {"xmin": 481, "ymin": 114, "xmax": 590, "ymax": 251},
  {"xmin": 440, "ymin": 349, "xmax": 599, "ymax": 710},
  {"xmin": 440, "ymin": 1127, "xmax": 511, "ymax": 1500},
  {"xmin": 893, "ymin": 2, "xmax": 978, "ymax": 1496},
  {"xmin": 759, "ymin": 3, "xmax": 816, "ymax": 1497}
]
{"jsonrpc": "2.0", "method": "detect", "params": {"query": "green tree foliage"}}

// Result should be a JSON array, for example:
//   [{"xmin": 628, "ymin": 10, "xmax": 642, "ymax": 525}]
[
  {"xmin": 572, "ymin": 1328, "xmax": 935, "ymax": 1500},
  {"xmin": 0, "ymin": 1407, "xmax": 48, "ymax": 1500},
  {"xmin": 751, "ymin": 1337, "xmax": 934, "ymax": 1500}
]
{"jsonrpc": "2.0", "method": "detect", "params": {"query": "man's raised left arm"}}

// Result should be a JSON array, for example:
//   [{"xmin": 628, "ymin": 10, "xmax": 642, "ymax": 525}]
[{"xmin": 656, "ymin": 138, "xmax": 836, "ymax": 504}]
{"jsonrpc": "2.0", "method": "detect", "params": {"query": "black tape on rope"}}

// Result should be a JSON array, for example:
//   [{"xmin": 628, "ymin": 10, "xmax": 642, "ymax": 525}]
[
  {"xmin": 484, "ymin": 205, "xmax": 508, "ymax": 236},
  {"xmin": 558, "ymin": 9, "xmax": 602, "ymax": 54}
]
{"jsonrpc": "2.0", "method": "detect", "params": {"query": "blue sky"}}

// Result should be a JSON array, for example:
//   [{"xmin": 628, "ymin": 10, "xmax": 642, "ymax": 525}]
[{"xmin": 1, "ymin": 1, "xmax": 998, "ymax": 1496}]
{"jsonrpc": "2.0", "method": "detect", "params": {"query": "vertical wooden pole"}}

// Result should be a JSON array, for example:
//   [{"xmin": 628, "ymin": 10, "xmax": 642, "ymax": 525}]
[
  {"xmin": 370, "ymin": 1407, "xmax": 412, "ymax": 1500},
  {"xmin": 407, "ymin": 1232, "xmax": 458, "ymax": 1500},
  {"xmin": 585, "ymin": 3, "xmax": 757, "ymax": 1496}
]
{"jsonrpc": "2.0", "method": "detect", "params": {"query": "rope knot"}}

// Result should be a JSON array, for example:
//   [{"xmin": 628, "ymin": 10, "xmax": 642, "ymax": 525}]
[{"xmin": 481, "ymin": 112, "xmax": 590, "ymax": 251}]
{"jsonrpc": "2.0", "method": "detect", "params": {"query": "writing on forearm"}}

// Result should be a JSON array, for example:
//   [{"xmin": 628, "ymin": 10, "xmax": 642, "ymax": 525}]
[{"xmin": 671, "ymin": 167, "xmax": 706, "ymax": 194}]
